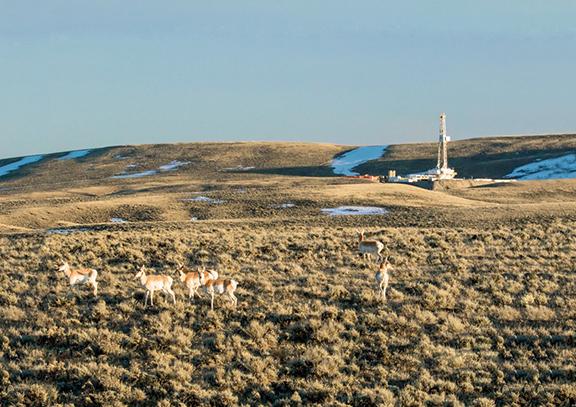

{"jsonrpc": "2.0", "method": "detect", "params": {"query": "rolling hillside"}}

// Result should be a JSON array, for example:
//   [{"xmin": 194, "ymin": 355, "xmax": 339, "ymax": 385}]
[
  {"xmin": 2, "ymin": 137, "xmax": 576, "ymax": 406},
  {"xmin": 356, "ymin": 133, "xmax": 576, "ymax": 179},
  {"xmin": 2, "ymin": 134, "xmax": 576, "ymax": 190},
  {"xmin": 1, "ymin": 135, "xmax": 576, "ymax": 232},
  {"xmin": 0, "ymin": 142, "xmax": 348, "ymax": 190}
]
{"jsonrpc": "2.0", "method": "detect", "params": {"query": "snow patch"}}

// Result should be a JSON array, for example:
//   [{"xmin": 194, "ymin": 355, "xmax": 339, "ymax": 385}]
[
  {"xmin": 111, "ymin": 170, "xmax": 158, "ymax": 179},
  {"xmin": 277, "ymin": 203, "xmax": 296, "ymax": 208},
  {"xmin": 47, "ymin": 227, "xmax": 92, "ymax": 235},
  {"xmin": 0, "ymin": 155, "xmax": 44, "ymax": 177},
  {"xmin": 111, "ymin": 160, "xmax": 189, "ymax": 179},
  {"xmin": 223, "ymin": 165, "xmax": 255, "ymax": 172},
  {"xmin": 505, "ymin": 154, "xmax": 576, "ymax": 180},
  {"xmin": 159, "ymin": 160, "xmax": 190, "ymax": 171},
  {"xmin": 321, "ymin": 206, "xmax": 388, "ymax": 216},
  {"xmin": 331, "ymin": 145, "xmax": 388, "ymax": 176},
  {"xmin": 182, "ymin": 196, "xmax": 225, "ymax": 204},
  {"xmin": 58, "ymin": 150, "xmax": 91, "ymax": 160},
  {"xmin": 110, "ymin": 218, "xmax": 127, "ymax": 223}
]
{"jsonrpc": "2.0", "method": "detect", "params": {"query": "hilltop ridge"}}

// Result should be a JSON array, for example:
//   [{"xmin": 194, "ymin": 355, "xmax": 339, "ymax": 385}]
[{"xmin": 1, "ymin": 134, "xmax": 576, "ymax": 189}]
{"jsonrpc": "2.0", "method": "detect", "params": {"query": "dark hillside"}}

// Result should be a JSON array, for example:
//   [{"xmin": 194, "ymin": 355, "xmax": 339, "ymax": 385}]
[{"xmin": 356, "ymin": 134, "xmax": 576, "ymax": 178}]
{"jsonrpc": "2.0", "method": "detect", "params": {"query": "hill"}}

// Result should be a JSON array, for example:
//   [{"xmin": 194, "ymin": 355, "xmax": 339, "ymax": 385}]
[
  {"xmin": 0, "ymin": 142, "xmax": 348, "ymax": 191},
  {"xmin": 2, "ymin": 134, "xmax": 576, "ymax": 191},
  {"xmin": 0, "ymin": 136, "xmax": 576, "ymax": 232},
  {"xmin": 1, "ymin": 137, "xmax": 576, "ymax": 405},
  {"xmin": 356, "ymin": 133, "xmax": 576, "ymax": 178}
]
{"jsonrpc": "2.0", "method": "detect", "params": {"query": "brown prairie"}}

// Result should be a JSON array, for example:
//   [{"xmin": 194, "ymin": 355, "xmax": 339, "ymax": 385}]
[{"xmin": 2, "ymin": 139, "xmax": 576, "ymax": 405}]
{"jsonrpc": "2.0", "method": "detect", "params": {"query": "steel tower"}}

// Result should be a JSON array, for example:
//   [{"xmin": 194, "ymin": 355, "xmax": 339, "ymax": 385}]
[{"xmin": 436, "ymin": 113, "xmax": 448, "ymax": 170}]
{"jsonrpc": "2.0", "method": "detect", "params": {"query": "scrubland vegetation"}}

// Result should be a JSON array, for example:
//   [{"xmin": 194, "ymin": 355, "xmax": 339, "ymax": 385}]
[
  {"xmin": 1, "ymin": 219, "xmax": 575, "ymax": 406},
  {"xmin": 2, "ymin": 140, "xmax": 576, "ymax": 405}
]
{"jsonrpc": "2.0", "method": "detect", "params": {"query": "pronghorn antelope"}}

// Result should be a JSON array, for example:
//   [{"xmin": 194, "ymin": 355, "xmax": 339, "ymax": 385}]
[
  {"xmin": 358, "ymin": 230, "xmax": 384, "ymax": 262},
  {"xmin": 177, "ymin": 263, "xmax": 218, "ymax": 301},
  {"xmin": 202, "ymin": 278, "xmax": 238, "ymax": 311},
  {"xmin": 58, "ymin": 262, "xmax": 98, "ymax": 296},
  {"xmin": 135, "ymin": 265, "xmax": 176, "ymax": 306},
  {"xmin": 375, "ymin": 257, "xmax": 391, "ymax": 302}
]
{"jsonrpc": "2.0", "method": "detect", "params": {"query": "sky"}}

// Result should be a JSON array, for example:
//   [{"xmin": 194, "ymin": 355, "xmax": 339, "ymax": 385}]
[{"xmin": 1, "ymin": 1, "xmax": 575, "ymax": 158}]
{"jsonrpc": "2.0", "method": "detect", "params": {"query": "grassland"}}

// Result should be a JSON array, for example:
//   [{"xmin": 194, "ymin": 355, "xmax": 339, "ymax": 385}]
[
  {"xmin": 1, "ymin": 219, "xmax": 576, "ymax": 406},
  {"xmin": 1, "ymin": 140, "xmax": 576, "ymax": 405}
]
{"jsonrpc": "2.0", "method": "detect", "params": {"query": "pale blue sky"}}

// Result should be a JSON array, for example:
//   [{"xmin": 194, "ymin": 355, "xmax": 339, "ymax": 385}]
[{"xmin": 1, "ymin": 1, "xmax": 575, "ymax": 158}]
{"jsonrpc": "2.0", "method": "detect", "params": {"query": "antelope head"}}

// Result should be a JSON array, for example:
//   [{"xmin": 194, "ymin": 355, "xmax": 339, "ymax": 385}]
[
  {"xmin": 135, "ymin": 265, "xmax": 146, "ymax": 280},
  {"xmin": 380, "ymin": 256, "xmax": 391, "ymax": 270},
  {"xmin": 178, "ymin": 270, "xmax": 186, "ymax": 282},
  {"xmin": 57, "ymin": 261, "xmax": 70, "ymax": 273},
  {"xmin": 198, "ymin": 268, "xmax": 207, "ymax": 285}
]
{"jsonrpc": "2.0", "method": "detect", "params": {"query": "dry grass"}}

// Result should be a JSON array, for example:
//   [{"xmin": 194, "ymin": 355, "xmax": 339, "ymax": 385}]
[
  {"xmin": 1, "ymin": 140, "xmax": 576, "ymax": 405},
  {"xmin": 3, "ymin": 174, "xmax": 576, "ymax": 231},
  {"xmin": 0, "ymin": 141, "xmax": 349, "ymax": 191},
  {"xmin": 0, "ymin": 220, "xmax": 575, "ymax": 405}
]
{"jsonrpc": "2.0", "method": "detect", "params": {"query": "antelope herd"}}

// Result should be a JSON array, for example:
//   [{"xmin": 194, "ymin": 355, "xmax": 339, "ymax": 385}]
[
  {"xmin": 56, "ymin": 229, "xmax": 392, "ymax": 309},
  {"xmin": 56, "ymin": 259, "xmax": 242, "ymax": 310}
]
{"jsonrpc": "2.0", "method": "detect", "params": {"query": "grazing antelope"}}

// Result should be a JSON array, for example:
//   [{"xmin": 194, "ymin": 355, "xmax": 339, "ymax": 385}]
[
  {"xmin": 375, "ymin": 257, "xmax": 391, "ymax": 302},
  {"xmin": 202, "ymin": 278, "xmax": 238, "ymax": 311},
  {"xmin": 358, "ymin": 230, "xmax": 384, "ymax": 262},
  {"xmin": 58, "ymin": 262, "xmax": 98, "ymax": 296},
  {"xmin": 177, "ymin": 263, "xmax": 218, "ymax": 301},
  {"xmin": 135, "ymin": 265, "xmax": 176, "ymax": 306}
]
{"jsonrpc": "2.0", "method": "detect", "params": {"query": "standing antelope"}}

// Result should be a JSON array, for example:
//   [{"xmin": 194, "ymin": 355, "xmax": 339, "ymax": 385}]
[
  {"xmin": 358, "ymin": 230, "xmax": 384, "ymax": 262},
  {"xmin": 375, "ymin": 257, "xmax": 391, "ymax": 302},
  {"xmin": 135, "ymin": 265, "xmax": 176, "ymax": 307},
  {"xmin": 178, "ymin": 263, "xmax": 218, "ymax": 301},
  {"xmin": 58, "ymin": 262, "xmax": 98, "ymax": 296},
  {"xmin": 202, "ymin": 277, "xmax": 238, "ymax": 311}
]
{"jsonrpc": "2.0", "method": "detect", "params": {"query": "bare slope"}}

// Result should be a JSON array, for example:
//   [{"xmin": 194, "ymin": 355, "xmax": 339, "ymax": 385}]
[
  {"xmin": 0, "ymin": 142, "xmax": 349, "ymax": 190},
  {"xmin": 2, "ymin": 134, "xmax": 576, "ymax": 189},
  {"xmin": 2, "ymin": 137, "xmax": 576, "ymax": 232}
]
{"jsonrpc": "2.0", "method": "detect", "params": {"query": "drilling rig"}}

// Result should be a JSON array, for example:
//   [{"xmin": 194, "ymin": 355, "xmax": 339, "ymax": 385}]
[
  {"xmin": 434, "ymin": 113, "xmax": 456, "ymax": 179},
  {"xmin": 385, "ymin": 113, "xmax": 457, "ymax": 183}
]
